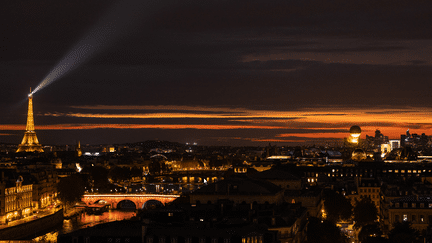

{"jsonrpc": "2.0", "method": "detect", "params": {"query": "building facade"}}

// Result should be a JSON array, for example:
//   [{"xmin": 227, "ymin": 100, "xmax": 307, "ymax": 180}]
[{"xmin": 0, "ymin": 173, "xmax": 33, "ymax": 224}]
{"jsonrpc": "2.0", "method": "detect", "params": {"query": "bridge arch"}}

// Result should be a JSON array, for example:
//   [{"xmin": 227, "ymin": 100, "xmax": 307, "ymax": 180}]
[
  {"xmin": 142, "ymin": 199, "xmax": 164, "ymax": 210},
  {"xmin": 117, "ymin": 200, "xmax": 137, "ymax": 210},
  {"xmin": 82, "ymin": 194, "xmax": 180, "ymax": 210},
  {"xmin": 150, "ymin": 154, "xmax": 168, "ymax": 160}
]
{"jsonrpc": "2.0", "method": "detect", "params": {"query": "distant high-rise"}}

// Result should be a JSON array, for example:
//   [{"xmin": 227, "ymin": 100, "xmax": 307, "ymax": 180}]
[{"xmin": 16, "ymin": 89, "xmax": 44, "ymax": 153}]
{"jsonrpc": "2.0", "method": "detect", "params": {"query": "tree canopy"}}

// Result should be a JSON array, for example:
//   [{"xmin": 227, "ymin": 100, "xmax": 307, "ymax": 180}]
[
  {"xmin": 84, "ymin": 165, "xmax": 109, "ymax": 191},
  {"xmin": 388, "ymin": 221, "xmax": 421, "ymax": 243},
  {"xmin": 358, "ymin": 223, "xmax": 384, "ymax": 243},
  {"xmin": 130, "ymin": 166, "xmax": 142, "ymax": 178},
  {"xmin": 306, "ymin": 217, "xmax": 347, "ymax": 243},
  {"xmin": 323, "ymin": 190, "xmax": 353, "ymax": 223},
  {"xmin": 57, "ymin": 174, "xmax": 85, "ymax": 205},
  {"xmin": 353, "ymin": 197, "xmax": 378, "ymax": 229},
  {"xmin": 109, "ymin": 166, "xmax": 131, "ymax": 182}
]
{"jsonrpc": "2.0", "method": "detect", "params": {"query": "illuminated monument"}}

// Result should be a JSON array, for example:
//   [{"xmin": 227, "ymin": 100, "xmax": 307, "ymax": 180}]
[
  {"xmin": 16, "ymin": 89, "xmax": 44, "ymax": 153},
  {"xmin": 348, "ymin": 125, "xmax": 361, "ymax": 144}
]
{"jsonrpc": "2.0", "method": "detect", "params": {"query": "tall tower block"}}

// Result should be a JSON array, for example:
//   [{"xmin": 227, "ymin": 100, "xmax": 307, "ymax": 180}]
[{"xmin": 16, "ymin": 89, "xmax": 44, "ymax": 153}]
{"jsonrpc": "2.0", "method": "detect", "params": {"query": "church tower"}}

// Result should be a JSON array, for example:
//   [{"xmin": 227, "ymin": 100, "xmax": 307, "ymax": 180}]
[
  {"xmin": 76, "ymin": 140, "xmax": 82, "ymax": 157},
  {"xmin": 16, "ymin": 89, "xmax": 44, "ymax": 153}
]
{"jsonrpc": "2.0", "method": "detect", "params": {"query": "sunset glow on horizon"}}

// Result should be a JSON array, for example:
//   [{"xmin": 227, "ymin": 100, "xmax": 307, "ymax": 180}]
[{"xmin": 2, "ymin": 105, "xmax": 430, "ymax": 144}]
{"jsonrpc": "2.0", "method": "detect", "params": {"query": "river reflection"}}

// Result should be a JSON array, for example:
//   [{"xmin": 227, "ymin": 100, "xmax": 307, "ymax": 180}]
[{"xmin": 33, "ymin": 210, "xmax": 136, "ymax": 242}]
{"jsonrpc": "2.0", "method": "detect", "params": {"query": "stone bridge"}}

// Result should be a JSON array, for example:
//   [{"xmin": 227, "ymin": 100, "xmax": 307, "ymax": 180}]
[{"xmin": 82, "ymin": 194, "xmax": 180, "ymax": 209}]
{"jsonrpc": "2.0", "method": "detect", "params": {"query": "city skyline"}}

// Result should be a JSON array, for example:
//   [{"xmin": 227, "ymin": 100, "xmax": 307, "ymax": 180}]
[{"xmin": 1, "ymin": 0, "xmax": 432, "ymax": 146}]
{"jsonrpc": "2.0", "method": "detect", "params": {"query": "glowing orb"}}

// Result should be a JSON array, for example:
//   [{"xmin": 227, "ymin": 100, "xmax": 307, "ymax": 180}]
[{"xmin": 349, "ymin": 125, "xmax": 361, "ymax": 144}]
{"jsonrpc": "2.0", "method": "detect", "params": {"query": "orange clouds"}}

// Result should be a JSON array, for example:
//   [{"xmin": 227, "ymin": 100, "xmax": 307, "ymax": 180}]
[
  {"xmin": 47, "ymin": 106, "xmax": 432, "ymax": 139},
  {"xmin": 0, "ymin": 124, "xmax": 285, "ymax": 131},
  {"xmin": 246, "ymin": 138, "xmax": 306, "ymax": 143},
  {"xmin": 277, "ymin": 132, "xmax": 347, "ymax": 139},
  {"xmin": 0, "ymin": 125, "xmax": 25, "ymax": 131},
  {"xmin": 5, "ymin": 105, "xmax": 432, "ymax": 143}
]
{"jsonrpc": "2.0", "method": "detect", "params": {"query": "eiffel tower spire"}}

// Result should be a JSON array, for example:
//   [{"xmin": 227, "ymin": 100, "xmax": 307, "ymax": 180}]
[{"xmin": 16, "ymin": 88, "xmax": 44, "ymax": 153}]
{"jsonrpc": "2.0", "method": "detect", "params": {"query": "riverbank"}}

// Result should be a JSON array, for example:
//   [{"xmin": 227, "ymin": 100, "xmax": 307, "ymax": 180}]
[
  {"xmin": 64, "ymin": 206, "xmax": 85, "ymax": 219},
  {"xmin": 0, "ymin": 208, "xmax": 63, "ymax": 240}
]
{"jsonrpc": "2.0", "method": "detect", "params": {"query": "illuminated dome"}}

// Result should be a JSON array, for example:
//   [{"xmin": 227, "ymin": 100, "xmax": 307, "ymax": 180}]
[
  {"xmin": 352, "ymin": 148, "xmax": 367, "ymax": 161},
  {"xmin": 348, "ymin": 125, "xmax": 361, "ymax": 144},
  {"xmin": 350, "ymin": 125, "xmax": 361, "ymax": 135}
]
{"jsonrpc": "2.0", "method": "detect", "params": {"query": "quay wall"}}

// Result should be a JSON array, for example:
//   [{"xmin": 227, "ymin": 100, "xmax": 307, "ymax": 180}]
[{"xmin": 0, "ymin": 209, "xmax": 63, "ymax": 240}]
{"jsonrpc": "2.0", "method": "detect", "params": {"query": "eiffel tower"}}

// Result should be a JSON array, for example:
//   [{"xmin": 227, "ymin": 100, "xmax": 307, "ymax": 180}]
[{"xmin": 16, "ymin": 89, "xmax": 44, "ymax": 153}]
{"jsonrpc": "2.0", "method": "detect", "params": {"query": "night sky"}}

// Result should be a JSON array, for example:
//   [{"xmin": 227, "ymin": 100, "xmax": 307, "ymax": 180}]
[{"xmin": 1, "ymin": 0, "xmax": 432, "ymax": 146}]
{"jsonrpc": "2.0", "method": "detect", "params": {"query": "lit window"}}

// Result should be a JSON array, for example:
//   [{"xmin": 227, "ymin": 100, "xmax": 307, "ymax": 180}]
[{"xmin": 403, "ymin": 214, "xmax": 408, "ymax": 221}]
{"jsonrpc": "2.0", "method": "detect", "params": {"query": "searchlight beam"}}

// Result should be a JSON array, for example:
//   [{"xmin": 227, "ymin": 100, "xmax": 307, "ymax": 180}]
[{"xmin": 30, "ymin": 0, "xmax": 154, "ymax": 96}]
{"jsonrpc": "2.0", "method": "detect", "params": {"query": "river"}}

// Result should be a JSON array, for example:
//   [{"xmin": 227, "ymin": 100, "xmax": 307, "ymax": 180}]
[{"xmin": 31, "ymin": 209, "xmax": 136, "ymax": 242}]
